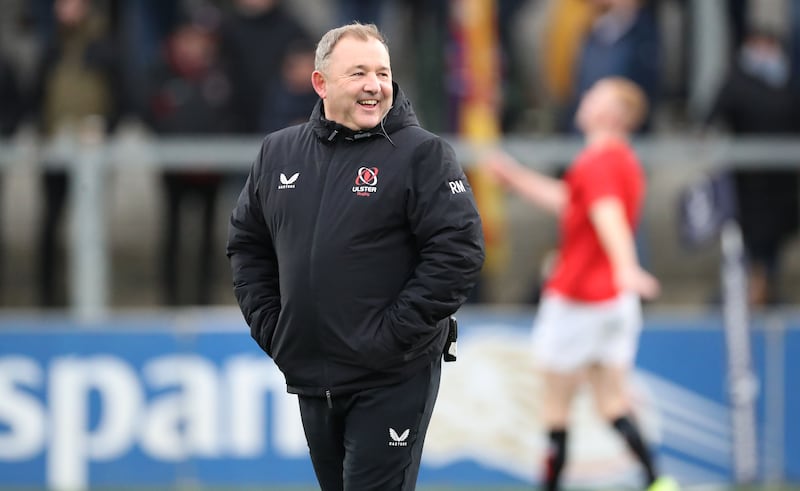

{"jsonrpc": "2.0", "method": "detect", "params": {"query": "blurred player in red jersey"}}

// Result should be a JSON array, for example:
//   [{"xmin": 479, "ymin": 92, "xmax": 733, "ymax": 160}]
[{"xmin": 485, "ymin": 77, "xmax": 678, "ymax": 491}]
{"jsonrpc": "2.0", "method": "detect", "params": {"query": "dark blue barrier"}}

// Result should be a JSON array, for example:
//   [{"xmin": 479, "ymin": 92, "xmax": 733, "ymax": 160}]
[{"xmin": 0, "ymin": 308, "xmax": 797, "ymax": 490}]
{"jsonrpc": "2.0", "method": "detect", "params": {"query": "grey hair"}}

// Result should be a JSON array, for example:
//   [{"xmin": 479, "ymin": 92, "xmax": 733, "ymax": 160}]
[{"xmin": 314, "ymin": 22, "xmax": 389, "ymax": 73}]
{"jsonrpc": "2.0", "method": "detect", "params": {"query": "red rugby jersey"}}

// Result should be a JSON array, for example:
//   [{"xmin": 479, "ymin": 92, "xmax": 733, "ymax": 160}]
[{"xmin": 544, "ymin": 140, "xmax": 645, "ymax": 302}]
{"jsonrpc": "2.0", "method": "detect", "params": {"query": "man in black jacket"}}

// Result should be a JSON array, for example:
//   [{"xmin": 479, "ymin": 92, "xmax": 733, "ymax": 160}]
[
  {"xmin": 706, "ymin": 29, "xmax": 800, "ymax": 305},
  {"xmin": 226, "ymin": 22, "xmax": 485, "ymax": 491}
]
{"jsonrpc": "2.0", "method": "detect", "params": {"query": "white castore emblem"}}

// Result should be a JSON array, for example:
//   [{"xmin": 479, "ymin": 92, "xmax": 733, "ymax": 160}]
[
  {"xmin": 388, "ymin": 428, "xmax": 410, "ymax": 447},
  {"xmin": 278, "ymin": 172, "xmax": 299, "ymax": 189}
]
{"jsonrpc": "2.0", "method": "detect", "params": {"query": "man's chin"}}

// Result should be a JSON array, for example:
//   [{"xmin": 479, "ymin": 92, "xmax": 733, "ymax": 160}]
[{"xmin": 355, "ymin": 116, "xmax": 382, "ymax": 130}]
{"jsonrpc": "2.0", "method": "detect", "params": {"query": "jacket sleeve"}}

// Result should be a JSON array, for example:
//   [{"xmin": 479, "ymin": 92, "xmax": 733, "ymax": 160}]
[
  {"xmin": 226, "ymin": 143, "xmax": 281, "ymax": 356},
  {"xmin": 386, "ymin": 137, "xmax": 485, "ymax": 340}
]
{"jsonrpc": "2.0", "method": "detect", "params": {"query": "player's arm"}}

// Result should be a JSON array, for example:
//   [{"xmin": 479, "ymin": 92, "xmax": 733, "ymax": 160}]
[
  {"xmin": 589, "ymin": 197, "xmax": 660, "ymax": 299},
  {"xmin": 483, "ymin": 150, "xmax": 567, "ymax": 216}
]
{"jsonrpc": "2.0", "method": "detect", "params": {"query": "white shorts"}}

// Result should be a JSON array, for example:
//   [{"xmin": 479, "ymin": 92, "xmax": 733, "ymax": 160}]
[{"xmin": 531, "ymin": 292, "xmax": 642, "ymax": 373}]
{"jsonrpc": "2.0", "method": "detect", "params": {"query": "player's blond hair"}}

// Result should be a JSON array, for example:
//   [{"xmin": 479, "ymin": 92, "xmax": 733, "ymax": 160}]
[
  {"xmin": 315, "ymin": 22, "xmax": 389, "ymax": 73},
  {"xmin": 603, "ymin": 77, "xmax": 648, "ymax": 131}
]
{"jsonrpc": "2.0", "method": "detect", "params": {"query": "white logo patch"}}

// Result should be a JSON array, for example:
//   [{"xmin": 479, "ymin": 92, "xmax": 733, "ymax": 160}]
[
  {"xmin": 448, "ymin": 180, "xmax": 466, "ymax": 194},
  {"xmin": 388, "ymin": 428, "xmax": 410, "ymax": 447},
  {"xmin": 278, "ymin": 172, "xmax": 299, "ymax": 189}
]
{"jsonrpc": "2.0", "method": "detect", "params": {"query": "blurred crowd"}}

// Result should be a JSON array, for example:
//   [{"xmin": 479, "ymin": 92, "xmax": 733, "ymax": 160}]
[{"xmin": 1, "ymin": 0, "xmax": 800, "ymax": 308}]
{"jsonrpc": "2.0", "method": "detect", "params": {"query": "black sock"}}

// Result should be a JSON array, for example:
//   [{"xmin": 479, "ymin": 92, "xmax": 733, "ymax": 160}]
[
  {"xmin": 612, "ymin": 414, "xmax": 657, "ymax": 485},
  {"xmin": 543, "ymin": 428, "xmax": 567, "ymax": 491}
]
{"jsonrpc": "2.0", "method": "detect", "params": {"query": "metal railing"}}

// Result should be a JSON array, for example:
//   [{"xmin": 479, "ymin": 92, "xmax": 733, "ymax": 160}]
[{"xmin": 1, "ymin": 129, "xmax": 800, "ymax": 320}]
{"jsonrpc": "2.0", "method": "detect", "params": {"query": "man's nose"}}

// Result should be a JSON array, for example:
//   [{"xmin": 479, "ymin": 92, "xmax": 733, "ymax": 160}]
[{"xmin": 363, "ymin": 73, "xmax": 380, "ymax": 92}]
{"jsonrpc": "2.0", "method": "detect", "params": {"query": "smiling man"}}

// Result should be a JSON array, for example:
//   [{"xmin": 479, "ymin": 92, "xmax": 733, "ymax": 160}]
[
  {"xmin": 311, "ymin": 30, "xmax": 393, "ymax": 131},
  {"xmin": 226, "ymin": 23, "xmax": 485, "ymax": 491}
]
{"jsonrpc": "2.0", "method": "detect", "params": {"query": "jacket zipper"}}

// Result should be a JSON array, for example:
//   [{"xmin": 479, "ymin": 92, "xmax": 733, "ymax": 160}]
[{"xmin": 311, "ymin": 143, "xmax": 335, "ymax": 405}]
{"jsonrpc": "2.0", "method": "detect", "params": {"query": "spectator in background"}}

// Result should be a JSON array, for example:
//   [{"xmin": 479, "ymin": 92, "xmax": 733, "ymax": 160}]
[
  {"xmin": 497, "ymin": 0, "xmax": 533, "ymax": 132},
  {"xmin": 28, "ymin": 0, "xmax": 120, "ymax": 307},
  {"xmin": 538, "ymin": 0, "xmax": 596, "ymax": 112},
  {"xmin": 727, "ymin": 0, "xmax": 748, "ymax": 51},
  {"xmin": 260, "ymin": 38, "xmax": 319, "ymax": 134},
  {"xmin": 791, "ymin": 1, "xmax": 800, "ymax": 88},
  {"xmin": 400, "ymin": 0, "xmax": 449, "ymax": 133},
  {"xmin": 219, "ymin": 0, "xmax": 312, "ymax": 134},
  {"xmin": 144, "ymin": 8, "xmax": 233, "ymax": 306},
  {"xmin": 0, "ymin": 55, "xmax": 21, "ymax": 136},
  {"xmin": 336, "ymin": 0, "xmax": 387, "ymax": 26},
  {"xmin": 706, "ymin": 29, "xmax": 800, "ymax": 305},
  {"xmin": 113, "ymin": 0, "xmax": 181, "ymax": 118},
  {"xmin": 0, "ymin": 51, "xmax": 23, "ymax": 303},
  {"xmin": 563, "ymin": 0, "xmax": 660, "ymax": 133}
]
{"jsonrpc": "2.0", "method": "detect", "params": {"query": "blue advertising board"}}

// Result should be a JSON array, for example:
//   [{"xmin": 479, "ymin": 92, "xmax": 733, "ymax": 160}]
[{"xmin": 0, "ymin": 308, "xmax": 797, "ymax": 490}]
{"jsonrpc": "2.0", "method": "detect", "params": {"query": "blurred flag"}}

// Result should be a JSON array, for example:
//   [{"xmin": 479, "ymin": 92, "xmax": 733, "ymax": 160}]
[
  {"xmin": 677, "ymin": 171, "xmax": 737, "ymax": 249},
  {"xmin": 538, "ymin": 0, "xmax": 595, "ymax": 104},
  {"xmin": 450, "ymin": 0, "xmax": 509, "ymax": 285}
]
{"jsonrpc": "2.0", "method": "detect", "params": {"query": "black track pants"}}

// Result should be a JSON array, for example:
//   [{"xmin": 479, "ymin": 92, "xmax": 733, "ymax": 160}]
[{"xmin": 298, "ymin": 357, "xmax": 442, "ymax": 491}]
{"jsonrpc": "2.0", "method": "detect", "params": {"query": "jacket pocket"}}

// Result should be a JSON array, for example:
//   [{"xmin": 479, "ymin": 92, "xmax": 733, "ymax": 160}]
[{"xmin": 360, "ymin": 313, "xmax": 409, "ymax": 370}]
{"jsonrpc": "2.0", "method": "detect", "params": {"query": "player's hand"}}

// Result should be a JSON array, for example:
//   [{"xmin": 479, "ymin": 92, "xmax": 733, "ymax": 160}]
[
  {"xmin": 482, "ymin": 150, "xmax": 519, "ymax": 187},
  {"xmin": 616, "ymin": 265, "xmax": 661, "ymax": 300}
]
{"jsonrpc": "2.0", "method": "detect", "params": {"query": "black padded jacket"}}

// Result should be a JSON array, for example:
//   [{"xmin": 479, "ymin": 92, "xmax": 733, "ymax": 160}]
[{"xmin": 226, "ymin": 84, "xmax": 485, "ymax": 397}]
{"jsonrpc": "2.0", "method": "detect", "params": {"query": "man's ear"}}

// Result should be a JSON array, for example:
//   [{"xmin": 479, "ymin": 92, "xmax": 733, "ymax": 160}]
[{"xmin": 311, "ymin": 71, "xmax": 326, "ymax": 99}]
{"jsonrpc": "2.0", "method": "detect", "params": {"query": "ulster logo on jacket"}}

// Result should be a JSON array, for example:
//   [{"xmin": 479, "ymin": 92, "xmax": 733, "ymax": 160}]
[{"xmin": 353, "ymin": 166, "xmax": 379, "ymax": 197}]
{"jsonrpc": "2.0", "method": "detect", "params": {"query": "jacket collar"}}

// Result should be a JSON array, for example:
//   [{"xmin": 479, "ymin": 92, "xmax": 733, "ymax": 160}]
[{"xmin": 310, "ymin": 82, "xmax": 418, "ymax": 144}]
